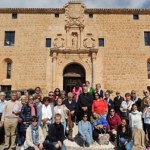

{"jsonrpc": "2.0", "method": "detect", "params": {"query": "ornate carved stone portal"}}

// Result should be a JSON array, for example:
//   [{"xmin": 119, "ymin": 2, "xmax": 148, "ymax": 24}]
[{"xmin": 50, "ymin": 1, "xmax": 98, "ymax": 90}]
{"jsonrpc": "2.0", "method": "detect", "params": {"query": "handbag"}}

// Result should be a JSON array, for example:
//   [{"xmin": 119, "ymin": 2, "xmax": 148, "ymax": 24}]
[{"xmin": 98, "ymin": 128, "xmax": 110, "ymax": 145}]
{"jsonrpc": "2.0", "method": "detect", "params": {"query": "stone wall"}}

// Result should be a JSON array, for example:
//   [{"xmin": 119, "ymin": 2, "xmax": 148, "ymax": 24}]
[{"xmin": 0, "ymin": 2, "xmax": 150, "ymax": 97}]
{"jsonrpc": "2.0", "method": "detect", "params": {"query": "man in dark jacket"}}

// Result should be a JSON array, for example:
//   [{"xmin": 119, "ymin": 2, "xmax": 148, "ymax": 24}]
[
  {"xmin": 114, "ymin": 92, "xmax": 124, "ymax": 115},
  {"xmin": 45, "ymin": 113, "xmax": 66, "ymax": 150},
  {"xmin": 104, "ymin": 91, "xmax": 114, "ymax": 111},
  {"xmin": 63, "ymin": 92, "xmax": 78, "ymax": 141},
  {"xmin": 77, "ymin": 86, "xmax": 93, "ymax": 121}
]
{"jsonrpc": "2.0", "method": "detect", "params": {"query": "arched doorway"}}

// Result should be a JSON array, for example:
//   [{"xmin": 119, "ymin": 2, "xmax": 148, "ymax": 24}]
[{"xmin": 63, "ymin": 63, "xmax": 85, "ymax": 92}]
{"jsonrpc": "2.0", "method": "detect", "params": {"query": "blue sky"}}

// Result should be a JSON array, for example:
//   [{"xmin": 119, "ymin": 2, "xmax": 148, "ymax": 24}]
[{"xmin": 0, "ymin": 0, "xmax": 150, "ymax": 8}]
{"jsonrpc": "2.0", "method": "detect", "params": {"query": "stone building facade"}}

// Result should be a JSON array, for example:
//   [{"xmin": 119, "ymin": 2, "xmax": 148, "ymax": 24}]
[{"xmin": 0, "ymin": 1, "xmax": 150, "ymax": 96}]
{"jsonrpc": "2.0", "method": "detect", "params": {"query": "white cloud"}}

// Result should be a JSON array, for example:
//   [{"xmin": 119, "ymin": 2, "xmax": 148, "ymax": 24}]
[{"xmin": 0, "ymin": 0, "xmax": 149, "ymax": 8}]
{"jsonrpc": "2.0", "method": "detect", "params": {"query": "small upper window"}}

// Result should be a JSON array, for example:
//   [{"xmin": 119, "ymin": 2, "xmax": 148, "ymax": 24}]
[
  {"xmin": 148, "ymin": 61, "xmax": 150, "ymax": 79},
  {"xmin": 46, "ymin": 38, "xmax": 51, "ymax": 47},
  {"xmin": 89, "ymin": 13, "xmax": 93, "ymax": 18},
  {"xmin": 55, "ymin": 13, "xmax": 59, "ymax": 18},
  {"xmin": 144, "ymin": 32, "xmax": 150, "ymax": 46},
  {"xmin": 12, "ymin": 13, "xmax": 17, "ymax": 19},
  {"xmin": 7, "ymin": 62, "xmax": 12, "ymax": 79},
  {"xmin": 98, "ymin": 38, "xmax": 104, "ymax": 47},
  {"xmin": 133, "ymin": 14, "xmax": 139, "ymax": 20},
  {"xmin": 4, "ymin": 31, "xmax": 15, "ymax": 46}
]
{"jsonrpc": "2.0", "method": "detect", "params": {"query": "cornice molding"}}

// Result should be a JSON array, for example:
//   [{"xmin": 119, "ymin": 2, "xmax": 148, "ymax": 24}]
[
  {"xmin": 85, "ymin": 8, "xmax": 150, "ymax": 14},
  {"xmin": 0, "ymin": 8, "xmax": 150, "ymax": 14},
  {"xmin": 0, "ymin": 8, "xmax": 65, "ymax": 14}
]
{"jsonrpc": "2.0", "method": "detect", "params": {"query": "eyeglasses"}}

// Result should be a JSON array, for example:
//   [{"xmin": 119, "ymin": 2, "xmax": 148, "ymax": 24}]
[
  {"xmin": 49, "ymin": 94, "xmax": 54, "ymax": 96},
  {"xmin": 32, "ymin": 120, "xmax": 38, "ymax": 122}
]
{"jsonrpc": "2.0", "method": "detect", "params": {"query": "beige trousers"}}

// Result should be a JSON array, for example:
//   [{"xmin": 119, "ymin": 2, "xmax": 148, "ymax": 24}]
[
  {"xmin": 42, "ymin": 124, "xmax": 49, "ymax": 138},
  {"xmin": 4, "ymin": 118, "xmax": 18, "ymax": 148}
]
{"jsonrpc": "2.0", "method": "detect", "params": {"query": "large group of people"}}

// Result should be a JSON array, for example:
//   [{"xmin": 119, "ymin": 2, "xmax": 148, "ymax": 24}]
[{"xmin": 0, "ymin": 81, "xmax": 150, "ymax": 150}]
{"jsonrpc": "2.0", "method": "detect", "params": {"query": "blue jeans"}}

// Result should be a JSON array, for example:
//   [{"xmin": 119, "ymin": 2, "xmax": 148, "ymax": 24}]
[
  {"xmin": 78, "ymin": 133, "xmax": 92, "ymax": 147},
  {"xmin": 119, "ymin": 138, "xmax": 133, "ymax": 150},
  {"xmin": 48, "ymin": 141, "xmax": 66, "ymax": 150}
]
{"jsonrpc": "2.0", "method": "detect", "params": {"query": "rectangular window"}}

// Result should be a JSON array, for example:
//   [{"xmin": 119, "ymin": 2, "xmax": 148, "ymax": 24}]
[
  {"xmin": 133, "ymin": 14, "xmax": 139, "ymax": 20},
  {"xmin": 89, "ymin": 13, "xmax": 93, "ymax": 18},
  {"xmin": 148, "ymin": 62, "xmax": 150, "ymax": 79},
  {"xmin": 98, "ymin": 38, "xmax": 104, "ymax": 47},
  {"xmin": 7, "ymin": 63, "xmax": 12, "ymax": 79},
  {"xmin": 144, "ymin": 32, "xmax": 150, "ymax": 46},
  {"xmin": 4, "ymin": 31, "xmax": 15, "ymax": 46},
  {"xmin": 12, "ymin": 13, "xmax": 17, "ymax": 19},
  {"xmin": 55, "ymin": 13, "xmax": 59, "ymax": 18},
  {"xmin": 46, "ymin": 38, "xmax": 51, "ymax": 47}
]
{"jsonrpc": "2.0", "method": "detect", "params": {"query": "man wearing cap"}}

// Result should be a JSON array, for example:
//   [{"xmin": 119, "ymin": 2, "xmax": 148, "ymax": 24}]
[{"xmin": 0, "ymin": 92, "xmax": 7, "ymax": 144}]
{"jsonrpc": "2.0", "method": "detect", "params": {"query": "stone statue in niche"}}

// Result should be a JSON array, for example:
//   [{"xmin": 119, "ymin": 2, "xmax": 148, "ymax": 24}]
[
  {"xmin": 53, "ymin": 35, "xmax": 65, "ymax": 48},
  {"xmin": 83, "ymin": 36, "xmax": 95, "ymax": 48},
  {"xmin": 72, "ymin": 33, "xmax": 78, "ymax": 48}
]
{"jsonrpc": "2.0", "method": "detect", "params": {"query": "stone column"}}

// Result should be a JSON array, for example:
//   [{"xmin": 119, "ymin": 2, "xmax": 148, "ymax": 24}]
[
  {"xmin": 92, "ymin": 52, "xmax": 96, "ymax": 87},
  {"xmin": 52, "ymin": 52, "xmax": 57, "ymax": 90}
]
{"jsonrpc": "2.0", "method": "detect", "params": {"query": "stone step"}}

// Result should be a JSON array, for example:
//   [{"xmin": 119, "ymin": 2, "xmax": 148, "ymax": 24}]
[{"xmin": 64, "ymin": 139, "xmax": 116, "ymax": 150}]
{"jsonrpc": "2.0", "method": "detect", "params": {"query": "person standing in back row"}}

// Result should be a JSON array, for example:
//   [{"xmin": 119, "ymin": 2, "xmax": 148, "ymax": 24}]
[{"xmin": 1, "ymin": 92, "xmax": 20, "ymax": 150}]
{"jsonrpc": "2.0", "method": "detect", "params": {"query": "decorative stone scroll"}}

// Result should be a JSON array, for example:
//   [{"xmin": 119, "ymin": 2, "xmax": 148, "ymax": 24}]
[
  {"xmin": 83, "ymin": 34, "xmax": 95, "ymax": 48},
  {"xmin": 53, "ymin": 34, "xmax": 65, "ymax": 48}
]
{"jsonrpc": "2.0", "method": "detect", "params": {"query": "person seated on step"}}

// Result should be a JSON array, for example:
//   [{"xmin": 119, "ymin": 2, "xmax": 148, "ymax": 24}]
[
  {"xmin": 91, "ymin": 112, "xmax": 109, "ymax": 142},
  {"xmin": 24, "ymin": 116, "xmax": 44, "ymax": 150},
  {"xmin": 117, "ymin": 118, "xmax": 133, "ymax": 150},
  {"xmin": 107, "ymin": 108, "xmax": 121, "ymax": 142},
  {"xmin": 44, "ymin": 113, "xmax": 66, "ymax": 150},
  {"xmin": 78, "ymin": 113, "xmax": 92, "ymax": 147}
]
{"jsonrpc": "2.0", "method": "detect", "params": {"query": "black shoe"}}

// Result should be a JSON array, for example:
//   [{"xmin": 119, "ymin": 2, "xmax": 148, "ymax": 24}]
[
  {"xmin": 3, "ymin": 148, "xmax": 9, "ymax": 150},
  {"xmin": 11, "ymin": 147, "xmax": 16, "ymax": 150}
]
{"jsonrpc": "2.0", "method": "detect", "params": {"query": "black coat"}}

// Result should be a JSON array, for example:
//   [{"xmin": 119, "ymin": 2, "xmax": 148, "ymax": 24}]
[
  {"xmin": 132, "ymin": 98, "xmax": 142, "ymax": 112},
  {"xmin": 77, "ymin": 93, "xmax": 93, "ymax": 121},
  {"xmin": 114, "ymin": 96, "xmax": 124, "ymax": 114},
  {"xmin": 63, "ymin": 99, "xmax": 78, "ymax": 120},
  {"xmin": 47, "ymin": 123, "xmax": 65, "ymax": 144},
  {"xmin": 104, "ymin": 98, "xmax": 114, "ymax": 111},
  {"xmin": 19, "ymin": 103, "xmax": 36, "ymax": 131}
]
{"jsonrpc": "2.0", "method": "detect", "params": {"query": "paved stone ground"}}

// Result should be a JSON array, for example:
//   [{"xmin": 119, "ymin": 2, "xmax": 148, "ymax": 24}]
[{"xmin": 0, "ymin": 144, "xmax": 116, "ymax": 150}]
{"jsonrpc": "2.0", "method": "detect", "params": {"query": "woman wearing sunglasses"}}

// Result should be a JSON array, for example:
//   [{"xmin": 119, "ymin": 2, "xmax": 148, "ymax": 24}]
[{"xmin": 24, "ymin": 116, "xmax": 44, "ymax": 150}]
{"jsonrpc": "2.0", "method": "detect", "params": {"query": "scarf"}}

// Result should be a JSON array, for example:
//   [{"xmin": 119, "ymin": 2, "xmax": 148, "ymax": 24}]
[
  {"xmin": 31, "ymin": 124, "xmax": 39, "ymax": 146},
  {"xmin": 29, "ymin": 103, "xmax": 35, "ymax": 116}
]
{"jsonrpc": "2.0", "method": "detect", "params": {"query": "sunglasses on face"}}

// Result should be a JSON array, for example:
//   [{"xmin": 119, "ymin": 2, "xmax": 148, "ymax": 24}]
[
  {"xmin": 32, "ymin": 120, "xmax": 38, "ymax": 122},
  {"xmin": 83, "ymin": 116, "xmax": 88, "ymax": 118},
  {"xmin": 49, "ymin": 94, "xmax": 54, "ymax": 96}
]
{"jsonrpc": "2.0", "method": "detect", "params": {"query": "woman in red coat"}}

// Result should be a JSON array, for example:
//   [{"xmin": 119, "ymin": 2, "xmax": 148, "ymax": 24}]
[
  {"xmin": 107, "ymin": 108, "xmax": 121, "ymax": 142},
  {"xmin": 92, "ymin": 92, "xmax": 108, "ymax": 117}
]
